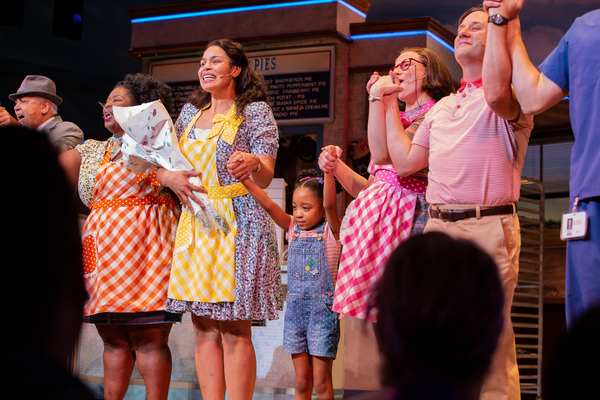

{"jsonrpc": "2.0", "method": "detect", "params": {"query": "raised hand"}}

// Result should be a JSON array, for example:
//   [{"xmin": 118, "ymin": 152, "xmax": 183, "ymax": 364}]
[
  {"xmin": 370, "ymin": 73, "xmax": 403, "ymax": 98},
  {"xmin": 366, "ymin": 71, "xmax": 381, "ymax": 94},
  {"xmin": 483, "ymin": 0, "xmax": 525, "ymax": 20},
  {"xmin": 318, "ymin": 145, "xmax": 342, "ymax": 173},
  {"xmin": 0, "ymin": 107, "xmax": 19, "ymax": 127}
]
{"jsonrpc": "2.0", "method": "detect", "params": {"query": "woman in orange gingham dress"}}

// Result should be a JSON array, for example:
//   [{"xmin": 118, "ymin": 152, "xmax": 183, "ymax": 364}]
[{"xmin": 59, "ymin": 73, "xmax": 181, "ymax": 400}]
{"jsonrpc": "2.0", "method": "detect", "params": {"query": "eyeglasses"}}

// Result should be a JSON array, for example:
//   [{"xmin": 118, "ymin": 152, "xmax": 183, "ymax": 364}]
[
  {"xmin": 392, "ymin": 58, "xmax": 424, "ymax": 71},
  {"xmin": 99, "ymin": 95, "xmax": 126, "ymax": 111}
]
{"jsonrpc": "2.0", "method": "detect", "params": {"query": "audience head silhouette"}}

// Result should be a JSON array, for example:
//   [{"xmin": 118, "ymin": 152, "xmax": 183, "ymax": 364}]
[
  {"xmin": 2, "ymin": 125, "xmax": 92, "ymax": 398},
  {"xmin": 369, "ymin": 232, "xmax": 504, "ymax": 400}
]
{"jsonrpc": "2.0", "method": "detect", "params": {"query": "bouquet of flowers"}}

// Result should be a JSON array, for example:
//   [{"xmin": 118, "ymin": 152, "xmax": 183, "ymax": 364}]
[{"xmin": 113, "ymin": 100, "xmax": 229, "ymax": 234}]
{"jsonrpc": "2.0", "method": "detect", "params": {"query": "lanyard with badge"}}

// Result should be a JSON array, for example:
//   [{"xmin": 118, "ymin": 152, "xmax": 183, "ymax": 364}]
[{"xmin": 560, "ymin": 196, "xmax": 588, "ymax": 240}]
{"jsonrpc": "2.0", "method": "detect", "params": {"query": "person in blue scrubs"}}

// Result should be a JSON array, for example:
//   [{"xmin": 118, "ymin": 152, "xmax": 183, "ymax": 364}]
[{"xmin": 483, "ymin": 0, "xmax": 600, "ymax": 328}]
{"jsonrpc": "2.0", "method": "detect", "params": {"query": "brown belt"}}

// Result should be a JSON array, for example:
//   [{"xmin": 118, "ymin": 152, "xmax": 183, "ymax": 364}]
[{"xmin": 428, "ymin": 204, "xmax": 516, "ymax": 222}]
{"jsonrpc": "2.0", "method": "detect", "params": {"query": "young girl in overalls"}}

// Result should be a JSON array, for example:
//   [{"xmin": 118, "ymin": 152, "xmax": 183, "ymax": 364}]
[{"xmin": 238, "ymin": 168, "xmax": 342, "ymax": 399}]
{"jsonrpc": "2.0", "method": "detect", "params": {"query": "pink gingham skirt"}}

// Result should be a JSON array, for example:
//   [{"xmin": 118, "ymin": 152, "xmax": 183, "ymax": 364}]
[{"xmin": 333, "ymin": 164, "xmax": 426, "ymax": 321}]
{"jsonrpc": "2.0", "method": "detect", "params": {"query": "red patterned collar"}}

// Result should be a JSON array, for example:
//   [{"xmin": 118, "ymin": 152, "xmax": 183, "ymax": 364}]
[{"xmin": 458, "ymin": 78, "xmax": 483, "ymax": 92}]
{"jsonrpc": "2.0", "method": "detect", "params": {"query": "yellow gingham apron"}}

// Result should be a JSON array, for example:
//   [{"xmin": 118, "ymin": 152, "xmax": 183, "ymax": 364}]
[{"xmin": 168, "ymin": 104, "xmax": 247, "ymax": 303}]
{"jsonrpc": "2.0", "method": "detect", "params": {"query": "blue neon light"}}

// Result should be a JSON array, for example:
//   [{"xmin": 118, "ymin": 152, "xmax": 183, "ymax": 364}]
[
  {"xmin": 131, "ymin": 0, "xmax": 366, "ymax": 23},
  {"xmin": 338, "ymin": 0, "xmax": 366, "ymax": 17},
  {"xmin": 351, "ymin": 30, "xmax": 455, "ymax": 53}
]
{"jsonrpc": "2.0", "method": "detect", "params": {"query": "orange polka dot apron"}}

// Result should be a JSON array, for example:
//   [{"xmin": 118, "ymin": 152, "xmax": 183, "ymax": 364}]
[
  {"xmin": 82, "ymin": 139, "xmax": 179, "ymax": 315},
  {"xmin": 168, "ymin": 104, "xmax": 247, "ymax": 303}
]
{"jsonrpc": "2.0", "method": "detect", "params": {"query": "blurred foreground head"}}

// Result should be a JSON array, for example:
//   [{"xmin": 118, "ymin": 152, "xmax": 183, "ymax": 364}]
[
  {"xmin": 2, "ymin": 125, "xmax": 87, "ymax": 368},
  {"xmin": 370, "ymin": 231, "xmax": 504, "ymax": 400}
]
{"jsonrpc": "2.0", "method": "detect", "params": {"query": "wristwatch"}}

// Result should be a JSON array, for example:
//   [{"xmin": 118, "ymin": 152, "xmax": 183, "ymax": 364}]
[
  {"xmin": 488, "ymin": 14, "xmax": 509, "ymax": 26},
  {"xmin": 368, "ymin": 94, "xmax": 383, "ymax": 102}
]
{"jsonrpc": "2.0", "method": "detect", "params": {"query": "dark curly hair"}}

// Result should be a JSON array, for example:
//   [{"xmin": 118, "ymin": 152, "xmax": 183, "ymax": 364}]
[
  {"xmin": 188, "ymin": 39, "xmax": 270, "ymax": 116},
  {"xmin": 114, "ymin": 73, "xmax": 174, "ymax": 114},
  {"xmin": 294, "ymin": 168, "xmax": 343, "ymax": 200}
]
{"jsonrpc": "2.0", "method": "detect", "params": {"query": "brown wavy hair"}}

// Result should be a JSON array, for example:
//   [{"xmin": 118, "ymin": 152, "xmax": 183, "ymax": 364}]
[
  {"xmin": 188, "ymin": 39, "xmax": 269, "ymax": 116},
  {"xmin": 400, "ymin": 47, "xmax": 456, "ymax": 102}
]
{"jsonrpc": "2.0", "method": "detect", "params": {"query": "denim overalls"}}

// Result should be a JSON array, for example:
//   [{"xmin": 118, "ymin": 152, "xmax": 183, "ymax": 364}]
[{"xmin": 283, "ymin": 222, "xmax": 340, "ymax": 358}]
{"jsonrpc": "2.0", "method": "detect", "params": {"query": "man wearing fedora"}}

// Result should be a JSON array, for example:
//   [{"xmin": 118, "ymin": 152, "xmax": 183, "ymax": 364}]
[{"xmin": 3, "ymin": 75, "xmax": 84, "ymax": 152}]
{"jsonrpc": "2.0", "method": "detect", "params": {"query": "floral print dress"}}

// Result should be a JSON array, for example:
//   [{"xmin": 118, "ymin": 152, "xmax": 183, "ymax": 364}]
[{"xmin": 166, "ymin": 101, "xmax": 282, "ymax": 321}]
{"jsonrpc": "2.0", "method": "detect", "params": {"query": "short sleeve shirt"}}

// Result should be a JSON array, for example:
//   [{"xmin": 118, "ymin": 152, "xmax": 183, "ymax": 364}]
[
  {"xmin": 539, "ymin": 9, "xmax": 600, "ymax": 201},
  {"xmin": 412, "ymin": 80, "xmax": 533, "ymax": 205}
]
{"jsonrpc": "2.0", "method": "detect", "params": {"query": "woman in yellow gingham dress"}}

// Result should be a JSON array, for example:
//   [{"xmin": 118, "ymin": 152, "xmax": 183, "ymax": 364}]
[
  {"xmin": 157, "ymin": 39, "xmax": 281, "ymax": 400},
  {"xmin": 59, "ymin": 74, "xmax": 180, "ymax": 400}
]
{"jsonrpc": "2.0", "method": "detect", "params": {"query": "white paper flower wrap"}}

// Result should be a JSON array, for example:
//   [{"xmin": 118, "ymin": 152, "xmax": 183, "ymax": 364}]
[{"xmin": 113, "ymin": 100, "xmax": 229, "ymax": 234}]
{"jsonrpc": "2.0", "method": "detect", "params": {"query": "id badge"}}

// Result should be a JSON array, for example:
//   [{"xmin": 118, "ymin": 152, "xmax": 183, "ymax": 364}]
[{"xmin": 560, "ymin": 211, "xmax": 588, "ymax": 240}]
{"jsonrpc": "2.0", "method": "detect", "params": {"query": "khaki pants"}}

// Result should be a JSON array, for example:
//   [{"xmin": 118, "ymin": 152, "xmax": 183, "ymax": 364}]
[{"xmin": 426, "ymin": 213, "xmax": 521, "ymax": 400}]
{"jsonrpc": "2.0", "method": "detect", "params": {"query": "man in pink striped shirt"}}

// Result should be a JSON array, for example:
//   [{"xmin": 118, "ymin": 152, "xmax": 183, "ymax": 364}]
[{"xmin": 368, "ymin": 4, "xmax": 533, "ymax": 400}]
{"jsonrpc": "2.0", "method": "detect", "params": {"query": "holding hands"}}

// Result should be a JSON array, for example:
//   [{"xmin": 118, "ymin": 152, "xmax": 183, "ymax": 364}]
[
  {"xmin": 367, "ymin": 71, "xmax": 404, "ymax": 100},
  {"xmin": 366, "ymin": 71, "xmax": 381, "ymax": 94},
  {"xmin": 227, "ymin": 151, "xmax": 261, "ymax": 181},
  {"xmin": 318, "ymin": 145, "xmax": 342, "ymax": 173},
  {"xmin": 483, "ymin": 0, "xmax": 525, "ymax": 20}
]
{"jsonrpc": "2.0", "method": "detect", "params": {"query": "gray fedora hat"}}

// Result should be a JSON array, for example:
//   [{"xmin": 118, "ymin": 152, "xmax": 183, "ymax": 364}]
[{"xmin": 9, "ymin": 75, "xmax": 63, "ymax": 106}]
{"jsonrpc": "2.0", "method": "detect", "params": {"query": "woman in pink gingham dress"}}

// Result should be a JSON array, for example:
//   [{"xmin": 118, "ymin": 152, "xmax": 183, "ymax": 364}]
[{"xmin": 319, "ymin": 48, "xmax": 455, "ymax": 322}]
